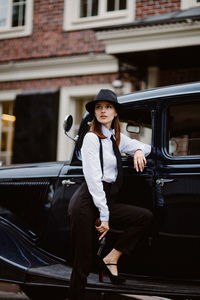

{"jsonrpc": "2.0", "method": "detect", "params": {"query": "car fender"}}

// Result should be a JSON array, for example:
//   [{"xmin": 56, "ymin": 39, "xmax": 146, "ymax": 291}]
[{"xmin": 0, "ymin": 221, "xmax": 61, "ymax": 284}]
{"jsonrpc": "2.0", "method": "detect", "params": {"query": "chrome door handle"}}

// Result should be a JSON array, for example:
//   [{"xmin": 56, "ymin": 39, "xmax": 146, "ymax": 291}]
[
  {"xmin": 156, "ymin": 178, "xmax": 174, "ymax": 187},
  {"xmin": 62, "ymin": 179, "xmax": 76, "ymax": 187}
]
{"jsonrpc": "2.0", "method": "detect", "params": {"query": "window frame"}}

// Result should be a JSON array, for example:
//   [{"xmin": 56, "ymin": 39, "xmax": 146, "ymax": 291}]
[
  {"xmin": 163, "ymin": 97, "xmax": 200, "ymax": 160},
  {"xmin": 0, "ymin": 0, "xmax": 33, "ymax": 40},
  {"xmin": 63, "ymin": 0, "xmax": 135, "ymax": 31}
]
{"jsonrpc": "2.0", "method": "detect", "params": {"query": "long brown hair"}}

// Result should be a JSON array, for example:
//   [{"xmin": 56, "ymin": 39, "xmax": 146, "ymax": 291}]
[{"xmin": 90, "ymin": 115, "xmax": 121, "ymax": 146}]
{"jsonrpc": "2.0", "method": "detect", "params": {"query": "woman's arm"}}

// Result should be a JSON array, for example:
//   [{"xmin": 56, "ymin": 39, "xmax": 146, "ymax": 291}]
[
  {"xmin": 81, "ymin": 133, "xmax": 110, "ymax": 222},
  {"xmin": 120, "ymin": 133, "xmax": 151, "ymax": 156},
  {"xmin": 119, "ymin": 133, "xmax": 151, "ymax": 172}
]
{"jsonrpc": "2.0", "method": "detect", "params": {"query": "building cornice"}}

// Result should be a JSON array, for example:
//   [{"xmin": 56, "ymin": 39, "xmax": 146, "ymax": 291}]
[
  {"xmin": 0, "ymin": 53, "xmax": 118, "ymax": 82},
  {"xmin": 96, "ymin": 21, "xmax": 200, "ymax": 54}
]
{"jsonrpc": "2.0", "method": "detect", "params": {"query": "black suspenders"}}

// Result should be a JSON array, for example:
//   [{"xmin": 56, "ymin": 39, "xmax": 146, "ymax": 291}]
[
  {"xmin": 98, "ymin": 137, "xmax": 104, "ymax": 177},
  {"xmin": 98, "ymin": 136, "xmax": 120, "ymax": 194}
]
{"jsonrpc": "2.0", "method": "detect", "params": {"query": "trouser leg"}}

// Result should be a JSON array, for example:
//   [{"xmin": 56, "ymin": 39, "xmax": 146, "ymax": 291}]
[
  {"xmin": 109, "ymin": 203, "xmax": 153, "ymax": 255},
  {"xmin": 68, "ymin": 183, "xmax": 98, "ymax": 300}
]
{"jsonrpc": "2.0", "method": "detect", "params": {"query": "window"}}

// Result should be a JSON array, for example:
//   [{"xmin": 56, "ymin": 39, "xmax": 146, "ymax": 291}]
[
  {"xmin": 12, "ymin": 0, "xmax": 26, "ymax": 27},
  {"xmin": 107, "ymin": 0, "xmax": 126, "ymax": 11},
  {"xmin": 64, "ymin": 0, "xmax": 135, "ymax": 31},
  {"xmin": 181, "ymin": 0, "xmax": 200, "ymax": 10},
  {"xmin": 0, "ymin": 101, "xmax": 16, "ymax": 165},
  {"xmin": 0, "ymin": 0, "xmax": 26, "ymax": 29},
  {"xmin": 120, "ymin": 108, "xmax": 152, "ymax": 155},
  {"xmin": 0, "ymin": 0, "xmax": 33, "ymax": 40},
  {"xmin": 80, "ymin": 0, "xmax": 99, "ymax": 17},
  {"xmin": 80, "ymin": 0, "xmax": 126, "ymax": 17},
  {"xmin": 167, "ymin": 102, "xmax": 200, "ymax": 156}
]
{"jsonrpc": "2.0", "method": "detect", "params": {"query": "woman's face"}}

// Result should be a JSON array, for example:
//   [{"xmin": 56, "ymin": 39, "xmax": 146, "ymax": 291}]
[{"xmin": 94, "ymin": 101, "xmax": 117, "ymax": 129}]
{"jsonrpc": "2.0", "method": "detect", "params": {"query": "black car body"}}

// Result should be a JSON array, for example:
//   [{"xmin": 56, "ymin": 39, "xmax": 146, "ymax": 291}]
[{"xmin": 0, "ymin": 82, "xmax": 200, "ymax": 299}]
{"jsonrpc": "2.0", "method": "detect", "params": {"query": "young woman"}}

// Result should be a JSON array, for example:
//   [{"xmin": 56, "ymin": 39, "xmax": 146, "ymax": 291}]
[{"xmin": 68, "ymin": 89, "xmax": 153, "ymax": 300}]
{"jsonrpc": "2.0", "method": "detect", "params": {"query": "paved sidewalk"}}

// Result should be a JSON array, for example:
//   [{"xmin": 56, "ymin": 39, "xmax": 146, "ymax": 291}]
[
  {"xmin": 0, "ymin": 283, "xmax": 27, "ymax": 299},
  {"xmin": 0, "ymin": 291, "xmax": 28, "ymax": 299}
]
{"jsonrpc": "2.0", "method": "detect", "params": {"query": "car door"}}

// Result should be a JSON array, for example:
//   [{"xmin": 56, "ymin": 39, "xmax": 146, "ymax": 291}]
[
  {"xmin": 114, "ymin": 103, "xmax": 156, "ymax": 276},
  {"xmin": 153, "ymin": 95, "xmax": 200, "ymax": 278}
]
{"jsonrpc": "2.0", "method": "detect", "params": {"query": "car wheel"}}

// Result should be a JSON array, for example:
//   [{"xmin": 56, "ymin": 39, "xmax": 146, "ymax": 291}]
[{"xmin": 21, "ymin": 285, "xmax": 68, "ymax": 300}]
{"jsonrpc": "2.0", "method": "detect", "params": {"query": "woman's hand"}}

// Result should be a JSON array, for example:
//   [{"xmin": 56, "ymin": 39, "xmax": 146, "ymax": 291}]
[
  {"xmin": 95, "ymin": 221, "xmax": 109, "ymax": 240},
  {"xmin": 133, "ymin": 149, "xmax": 147, "ymax": 172}
]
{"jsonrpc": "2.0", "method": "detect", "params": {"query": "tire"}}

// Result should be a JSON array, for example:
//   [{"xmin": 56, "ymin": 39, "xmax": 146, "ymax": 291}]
[{"xmin": 21, "ymin": 285, "xmax": 68, "ymax": 300}]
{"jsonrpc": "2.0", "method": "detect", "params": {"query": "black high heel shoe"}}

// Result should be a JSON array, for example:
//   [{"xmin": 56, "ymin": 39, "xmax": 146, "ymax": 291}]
[{"xmin": 99, "ymin": 259, "xmax": 126, "ymax": 285}]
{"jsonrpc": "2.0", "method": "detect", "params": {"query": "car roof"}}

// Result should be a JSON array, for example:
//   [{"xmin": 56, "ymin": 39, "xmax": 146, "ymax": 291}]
[{"xmin": 118, "ymin": 82, "xmax": 200, "ymax": 104}]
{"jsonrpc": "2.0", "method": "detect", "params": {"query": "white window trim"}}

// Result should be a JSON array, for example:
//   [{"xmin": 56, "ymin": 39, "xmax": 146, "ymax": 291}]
[
  {"xmin": 181, "ymin": 0, "xmax": 200, "ymax": 10},
  {"xmin": 63, "ymin": 0, "xmax": 135, "ymax": 31},
  {"xmin": 57, "ymin": 83, "xmax": 131, "ymax": 161},
  {"xmin": 0, "ymin": 0, "xmax": 33, "ymax": 40}
]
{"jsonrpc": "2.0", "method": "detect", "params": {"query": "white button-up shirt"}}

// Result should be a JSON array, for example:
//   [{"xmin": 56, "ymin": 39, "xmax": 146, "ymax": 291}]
[{"xmin": 81, "ymin": 125, "xmax": 151, "ymax": 221}]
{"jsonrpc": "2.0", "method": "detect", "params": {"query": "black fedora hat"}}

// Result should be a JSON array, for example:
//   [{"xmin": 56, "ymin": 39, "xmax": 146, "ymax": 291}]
[{"xmin": 85, "ymin": 89, "xmax": 120, "ymax": 114}]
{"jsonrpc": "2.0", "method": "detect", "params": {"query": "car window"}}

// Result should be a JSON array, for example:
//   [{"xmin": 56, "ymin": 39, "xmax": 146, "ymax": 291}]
[
  {"xmin": 167, "ymin": 101, "xmax": 200, "ymax": 156},
  {"xmin": 120, "ymin": 108, "xmax": 152, "ymax": 155}
]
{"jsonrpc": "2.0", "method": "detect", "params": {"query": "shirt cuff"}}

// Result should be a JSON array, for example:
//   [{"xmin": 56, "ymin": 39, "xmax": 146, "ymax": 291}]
[
  {"xmin": 134, "ymin": 145, "xmax": 151, "ymax": 157},
  {"xmin": 100, "ymin": 212, "xmax": 110, "ymax": 222}
]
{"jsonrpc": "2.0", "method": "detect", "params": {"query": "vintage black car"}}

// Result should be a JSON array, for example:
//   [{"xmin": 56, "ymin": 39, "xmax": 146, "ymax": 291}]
[{"xmin": 0, "ymin": 82, "xmax": 200, "ymax": 300}]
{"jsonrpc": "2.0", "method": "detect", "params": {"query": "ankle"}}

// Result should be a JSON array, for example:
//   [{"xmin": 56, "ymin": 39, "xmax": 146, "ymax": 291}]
[{"xmin": 103, "ymin": 256, "xmax": 117, "ymax": 265}]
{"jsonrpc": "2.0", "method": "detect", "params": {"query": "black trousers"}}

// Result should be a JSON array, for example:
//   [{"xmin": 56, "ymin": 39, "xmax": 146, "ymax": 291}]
[{"xmin": 68, "ymin": 181, "xmax": 153, "ymax": 300}]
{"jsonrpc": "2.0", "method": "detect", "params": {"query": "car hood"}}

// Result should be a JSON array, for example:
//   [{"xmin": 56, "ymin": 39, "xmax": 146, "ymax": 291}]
[{"xmin": 0, "ymin": 161, "xmax": 67, "ymax": 180}]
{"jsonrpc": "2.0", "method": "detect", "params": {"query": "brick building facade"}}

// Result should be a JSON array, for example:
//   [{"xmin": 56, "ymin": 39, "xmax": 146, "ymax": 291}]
[{"xmin": 0, "ymin": 0, "xmax": 200, "ymax": 164}]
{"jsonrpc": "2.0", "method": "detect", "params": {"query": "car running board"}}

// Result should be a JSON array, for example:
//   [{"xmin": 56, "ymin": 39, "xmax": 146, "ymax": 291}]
[{"xmin": 25, "ymin": 263, "xmax": 200, "ymax": 299}]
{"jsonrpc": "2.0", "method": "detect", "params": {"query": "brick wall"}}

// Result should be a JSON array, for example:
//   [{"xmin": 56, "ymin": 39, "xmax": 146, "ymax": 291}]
[
  {"xmin": 0, "ymin": 0, "xmax": 105, "ymax": 63},
  {"xmin": 0, "ymin": 0, "xmax": 182, "ymax": 63},
  {"xmin": 0, "ymin": 73, "xmax": 118, "ymax": 91},
  {"xmin": 136, "ymin": 0, "xmax": 180, "ymax": 19}
]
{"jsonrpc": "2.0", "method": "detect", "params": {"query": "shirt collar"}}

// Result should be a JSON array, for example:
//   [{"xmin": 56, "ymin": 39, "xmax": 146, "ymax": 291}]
[{"xmin": 101, "ymin": 125, "xmax": 114, "ymax": 138}]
